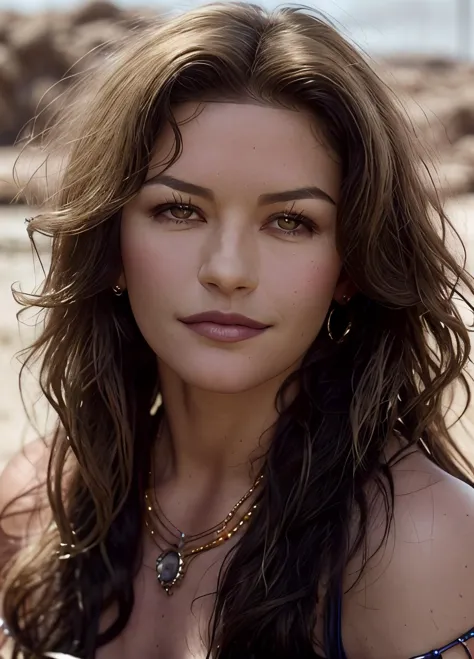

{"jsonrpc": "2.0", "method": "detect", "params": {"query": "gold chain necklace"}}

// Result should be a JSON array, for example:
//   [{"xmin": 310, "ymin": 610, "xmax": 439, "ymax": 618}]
[{"xmin": 144, "ymin": 474, "xmax": 263, "ymax": 594}]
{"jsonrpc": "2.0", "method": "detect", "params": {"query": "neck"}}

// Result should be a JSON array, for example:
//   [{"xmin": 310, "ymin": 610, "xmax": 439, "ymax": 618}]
[{"xmin": 153, "ymin": 362, "xmax": 292, "ymax": 487}]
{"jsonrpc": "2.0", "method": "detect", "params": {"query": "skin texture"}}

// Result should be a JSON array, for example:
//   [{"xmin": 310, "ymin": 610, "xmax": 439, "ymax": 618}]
[
  {"xmin": 344, "ymin": 449, "xmax": 474, "ymax": 659},
  {"xmin": 121, "ymin": 101, "xmax": 344, "ymax": 394},
  {"xmin": 120, "ymin": 101, "xmax": 352, "ymax": 485}
]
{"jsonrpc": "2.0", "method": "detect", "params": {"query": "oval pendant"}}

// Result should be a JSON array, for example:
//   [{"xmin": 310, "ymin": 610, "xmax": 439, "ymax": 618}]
[{"xmin": 156, "ymin": 549, "xmax": 184, "ymax": 594}]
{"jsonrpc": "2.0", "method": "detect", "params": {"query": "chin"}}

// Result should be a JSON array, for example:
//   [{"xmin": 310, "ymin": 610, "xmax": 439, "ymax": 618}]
[
  {"xmin": 161, "ymin": 353, "xmax": 287, "ymax": 394},
  {"xmin": 178, "ymin": 369, "xmax": 271, "ymax": 394}
]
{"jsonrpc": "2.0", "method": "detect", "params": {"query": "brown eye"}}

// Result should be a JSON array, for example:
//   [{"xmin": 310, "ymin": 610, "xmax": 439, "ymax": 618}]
[
  {"xmin": 276, "ymin": 216, "xmax": 301, "ymax": 232},
  {"xmin": 150, "ymin": 201, "xmax": 202, "ymax": 224},
  {"xmin": 170, "ymin": 205, "xmax": 194, "ymax": 220}
]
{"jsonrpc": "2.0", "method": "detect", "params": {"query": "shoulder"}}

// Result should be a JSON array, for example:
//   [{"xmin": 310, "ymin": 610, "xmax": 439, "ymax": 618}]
[
  {"xmin": 342, "ymin": 448, "xmax": 474, "ymax": 659},
  {"xmin": 0, "ymin": 437, "xmax": 52, "ymax": 539}
]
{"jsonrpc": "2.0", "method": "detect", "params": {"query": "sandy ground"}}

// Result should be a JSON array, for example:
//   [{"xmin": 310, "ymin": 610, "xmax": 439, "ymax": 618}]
[
  {"xmin": 0, "ymin": 205, "xmax": 52, "ymax": 466},
  {"xmin": 1, "ymin": 197, "xmax": 474, "ymax": 471}
]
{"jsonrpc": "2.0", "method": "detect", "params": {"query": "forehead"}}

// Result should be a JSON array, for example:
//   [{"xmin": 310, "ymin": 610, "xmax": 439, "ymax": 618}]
[{"xmin": 147, "ymin": 101, "xmax": 341, "ymax": 201}]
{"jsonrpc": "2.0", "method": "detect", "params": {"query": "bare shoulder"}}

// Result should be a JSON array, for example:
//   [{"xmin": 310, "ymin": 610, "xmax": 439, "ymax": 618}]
[
  {"xmin": 0, "ymin": 437, "xmax": 52, "ymax": 538},
  {"xmin": 342, "ymin": 448, "xmax": 474, "ymax": 659}
]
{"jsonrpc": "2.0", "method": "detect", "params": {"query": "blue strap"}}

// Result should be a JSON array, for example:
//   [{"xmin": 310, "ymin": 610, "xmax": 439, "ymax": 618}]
[
  {"xmin": 324, "ymin": 585, "xmax": 347, "ymax": 659},
  {"xmin": 409, "ymin": 626, "xmax": 474, "ymax": 658},
  {"xmin": 325, "ymin": 586, "xmax": 474, "ymax": 659}
]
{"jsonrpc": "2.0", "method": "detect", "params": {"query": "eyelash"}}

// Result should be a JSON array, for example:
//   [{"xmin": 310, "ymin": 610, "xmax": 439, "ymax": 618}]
[{"xmin": 149, "ymin": 197, "xmax": 318, "ymax": 236}]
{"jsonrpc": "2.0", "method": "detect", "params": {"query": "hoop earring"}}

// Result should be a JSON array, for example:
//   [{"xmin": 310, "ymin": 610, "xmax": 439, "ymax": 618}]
[
  {"xmin": 327, "ymin": 302, "xmax": 352, "ymax": 343},
  {"xmin": 112, "ymin": 285, "xmax": 124, "ymax": 297},
  {"xmin": 150, "ymin": 392, "xmax": 163, "ymax": 416}
]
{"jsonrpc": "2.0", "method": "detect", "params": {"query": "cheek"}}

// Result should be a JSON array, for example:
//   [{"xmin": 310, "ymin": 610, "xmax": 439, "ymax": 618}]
[
  {"xmin": 268, "ymin": 244, "xmax": 342, "ymax": 321},
  {"xmin": 121, "ymin": 226, "xmax": 193, "ymax": 304}
]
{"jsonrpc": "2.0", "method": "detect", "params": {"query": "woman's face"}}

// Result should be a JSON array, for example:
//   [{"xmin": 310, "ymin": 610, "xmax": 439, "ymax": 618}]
[{"xmin": 121, "ymin": 101, "xmax": 346, "ymax": 393}]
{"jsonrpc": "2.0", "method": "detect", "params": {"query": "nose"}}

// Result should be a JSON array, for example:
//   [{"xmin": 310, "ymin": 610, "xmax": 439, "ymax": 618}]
[{"xmin": 198, "ymin": 222, "xmax": 258, "ymax": 296}]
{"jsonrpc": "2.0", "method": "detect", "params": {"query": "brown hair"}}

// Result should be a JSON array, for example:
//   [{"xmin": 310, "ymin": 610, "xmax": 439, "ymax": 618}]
[{"xmin": 2, "ymin": 2, "xmax": 473, "ymax": 657}]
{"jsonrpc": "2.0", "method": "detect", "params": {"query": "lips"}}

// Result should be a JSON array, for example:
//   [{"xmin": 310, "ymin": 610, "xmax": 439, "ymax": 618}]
[
  {"xmin": 179, "ymin": 311, "xmax": 270, "ymax": 343},
  {"xmin": 179, "ymin": 311, "xmax": 269, "ymax": 329}
]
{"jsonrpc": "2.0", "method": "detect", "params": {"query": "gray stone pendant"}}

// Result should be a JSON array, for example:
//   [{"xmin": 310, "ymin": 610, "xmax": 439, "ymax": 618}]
[{"xmin": 156, "ymin": 549, "xmax": 185, "ymax": 594}]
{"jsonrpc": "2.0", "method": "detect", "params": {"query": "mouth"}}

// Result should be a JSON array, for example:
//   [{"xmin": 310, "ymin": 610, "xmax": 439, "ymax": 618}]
[{"xmin": 179, "ymin": 311, "xmax": 271, "ymax": 343}]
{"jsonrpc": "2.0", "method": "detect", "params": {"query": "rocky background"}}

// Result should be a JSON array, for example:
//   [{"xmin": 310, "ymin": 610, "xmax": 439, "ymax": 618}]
[
  {"xmin": 1, "ymin": 2, "xmax": 474, "ymax": 200},
  {"xmin": 0, "ymin": 1, "xmax": 160, "ymax": 143},
  {"xmin": 0, "ymin": 2, "xmax": 473, "ymax": 200},
  {"xmin": 1, "ymin": 1, "xmax": 474, "ymax": 467}
]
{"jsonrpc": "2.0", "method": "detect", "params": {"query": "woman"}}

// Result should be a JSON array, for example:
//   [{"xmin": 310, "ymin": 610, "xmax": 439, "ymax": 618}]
[{"xmin": 1, "ymin": 2, "xmax": 474, "ymax": 658}]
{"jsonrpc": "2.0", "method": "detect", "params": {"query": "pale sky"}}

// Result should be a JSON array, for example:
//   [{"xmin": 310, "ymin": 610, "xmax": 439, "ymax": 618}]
[
  {"xmin": 1, "ymin": 0, "xmax": 330, "ymax": 9},
  {"xmin": 0, "ymin": 0, "xmax": 471, "ymax": 58}
]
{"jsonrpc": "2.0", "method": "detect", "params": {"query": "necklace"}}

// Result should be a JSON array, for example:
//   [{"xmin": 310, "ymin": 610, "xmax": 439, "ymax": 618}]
[{"xmin": 144, "ymin": 474, "xmax": 263, "ymax": 594}]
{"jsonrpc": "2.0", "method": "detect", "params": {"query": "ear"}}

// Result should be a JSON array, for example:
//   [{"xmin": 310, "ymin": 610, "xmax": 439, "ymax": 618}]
[{"xmin": 333, "ymin": 269, "xmax": 358, "ymax": 305}]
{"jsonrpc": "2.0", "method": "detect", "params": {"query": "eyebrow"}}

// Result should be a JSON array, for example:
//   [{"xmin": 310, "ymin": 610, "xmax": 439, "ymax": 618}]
[{"xmin": 143, "ymin": 174, "xmax": 336, "ymax": 206}]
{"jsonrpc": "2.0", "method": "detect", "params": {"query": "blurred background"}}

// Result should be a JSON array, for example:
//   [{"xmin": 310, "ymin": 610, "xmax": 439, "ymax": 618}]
[{"xmin": 1, "ymin": 0, "xmax": 474, "ymax": 469}]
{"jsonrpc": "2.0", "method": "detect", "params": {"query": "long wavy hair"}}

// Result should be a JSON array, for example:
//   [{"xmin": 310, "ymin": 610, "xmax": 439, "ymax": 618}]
[{"xmin": 2, "ymin": 2, "xmax": 474, "ymax": 658}]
